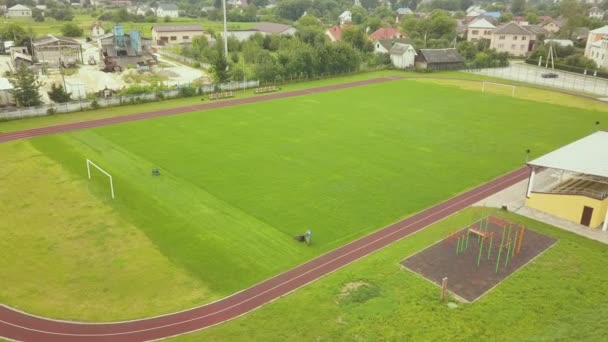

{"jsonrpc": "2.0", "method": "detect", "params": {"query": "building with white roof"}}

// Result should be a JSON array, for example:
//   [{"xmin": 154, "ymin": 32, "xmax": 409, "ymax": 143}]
[
  {"xmin": 6, "ymin": 4, "xmax": 32, "ymax": 18},
  {"xmin": 585, "ymin": 25, "xmax": 608, "ymax": 58},
  {"xmin": 526, "ymin": 131, "xmax": 608, "ymax": 230}
]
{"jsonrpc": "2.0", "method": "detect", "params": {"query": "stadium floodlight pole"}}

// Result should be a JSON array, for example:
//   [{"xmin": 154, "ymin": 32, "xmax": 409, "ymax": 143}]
[{"xmin": 222, "ymin": 0, "xmax": 228, "ymax": 57}]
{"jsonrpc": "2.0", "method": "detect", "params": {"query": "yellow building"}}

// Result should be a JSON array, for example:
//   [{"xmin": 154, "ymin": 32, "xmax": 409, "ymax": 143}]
[{"xmin": 525, "ymin": 131, "xmax": 608, "ymax": 231}]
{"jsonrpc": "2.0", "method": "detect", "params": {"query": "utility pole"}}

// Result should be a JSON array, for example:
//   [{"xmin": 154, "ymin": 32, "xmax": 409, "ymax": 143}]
[{"xmin": 222, "ymin": 0, "xmax": 228, "ymax": 57}]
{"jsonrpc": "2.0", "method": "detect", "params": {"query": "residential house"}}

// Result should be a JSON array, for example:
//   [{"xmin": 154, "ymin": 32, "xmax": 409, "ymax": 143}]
[
  {"xmin": 466, "ymin": 18, "xmax": 495, "ymax": 42},
  {"xmin": 339, "ymin": 10, "xmax": 352, "ymax": 24},
  {"xmin": 395, "ymin": 7, "xmax": 413, "ymax": 23},
  {"xmin": 91, "ymin": 23, "xmax": 105, "ymax": 38},
  {"xmin": 589, "ymin": 7, "xmax": 605, "ymax": 20},
  {"xmin": 32, "ymin": 35, "xmax": 83, "ymax": 67},
  {"xmin": 466, "ymin": 5, "xmax": 485, "ymax": 17},
  {"xmin": 374, "ymin": 38, "xmax": 414, "ymax": 54},
  {"xmin": 369, "ymin": 27, "xmax": 406, "ymax": 41},
  {"xmin": 490, "ymin": 22, "xmax": 537, "ymax": 57},
  {"xmin": 0, "ymin": 77, "xmax": 15, "ymax": 106},
  {"xmin": 157, "ymin": 3, "xmax": 179, "ymax": 18},
  {"xmin": 389, "ymin": 43, "xmax": 416, "ymax": 69},
  {"xmin": 541, "ymin": 18, "xmax": 561, "ymax": 34},
  {"xmin": 587, "ymin": 38, "xmax": 608, "ymax": 70},
  {"xmin": 152, "ymin": 25, "xmax": 205, "ymax": 45},
  {"xmin": 574, "ymin": 27, "xmax": 590, "ymax": 44},
  {"xmin": 484, "ymin": 12, "xmax": 501, "ymax": 20},
  {"xmin": 325, "ymin": 25, "xmax": 346, "ymax": 42},
  {"xmin": 415, "ymin": 48, "xmax": 464, "ymax": 70},
  {"xmin": 6, "ymin": 4, "xmax": 31, "ymax": 18},
  {"xmin": 98, "ymin": 25, "xmax": 156, "ymax": 71},
  {"xmin": 585, "ymin": 25, "xmax": 608, "ymax": 58}
]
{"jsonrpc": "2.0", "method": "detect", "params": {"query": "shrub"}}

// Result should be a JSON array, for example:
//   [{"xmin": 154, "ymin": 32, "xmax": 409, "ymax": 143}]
[
  {"xmin": 90, "ymin": 100, "xmax": 101, "ymax": 110},
  {"xmin": 178, "ymin": 86, "xmax": 196, "ymax": 97},
  {"xmin": 46, "ymin": 108, "xmax": 56, "ymax": 115}
]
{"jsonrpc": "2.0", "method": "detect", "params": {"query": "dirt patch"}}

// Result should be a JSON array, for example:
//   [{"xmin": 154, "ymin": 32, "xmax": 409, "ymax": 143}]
[{"xmin": 337, "ymin": 280, "xmax": 380, "ymax": 305}]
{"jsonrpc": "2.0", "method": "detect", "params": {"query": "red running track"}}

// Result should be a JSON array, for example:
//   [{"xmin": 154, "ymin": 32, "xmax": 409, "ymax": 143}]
[
  {"xmin": 0, "ymin": 76, "xmax": 402, "ymax": 144},
  {"xmin": 0, "ymin": 166, "xmax": 530, "ymax": 341},
  {"xmin": 1, "ymin": 75, "xmax": 530, "ymax": 340}
]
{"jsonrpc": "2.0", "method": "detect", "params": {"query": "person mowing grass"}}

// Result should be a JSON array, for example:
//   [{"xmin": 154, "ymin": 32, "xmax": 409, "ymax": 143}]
[{"xmin": 294, "ymin": 229, "xmax": 312, "ymax": 245}]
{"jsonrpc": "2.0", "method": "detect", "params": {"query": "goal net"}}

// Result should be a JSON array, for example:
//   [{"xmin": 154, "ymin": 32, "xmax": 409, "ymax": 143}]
[
  {"xmin": 481, "ymin": 82, "xmax": 516, "ymax": 97},
  {"xmin": 86, "ymin": 159, "xmax": 115, "ymax": 199}
]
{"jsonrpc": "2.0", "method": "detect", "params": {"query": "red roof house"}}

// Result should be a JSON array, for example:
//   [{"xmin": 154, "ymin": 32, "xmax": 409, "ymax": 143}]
[
  {"xmin": 325, "ymin": 25, "xmax": 348, "ymax": 42},
  {"xmin": 369, "ymin": 27, "xmax": 406, "ymax": 41}
]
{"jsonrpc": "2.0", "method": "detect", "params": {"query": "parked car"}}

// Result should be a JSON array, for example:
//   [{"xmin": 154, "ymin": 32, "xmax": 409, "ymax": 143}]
[{"xmin": 541, "ymin": 72, "xmax": 559, "ymax": 78}]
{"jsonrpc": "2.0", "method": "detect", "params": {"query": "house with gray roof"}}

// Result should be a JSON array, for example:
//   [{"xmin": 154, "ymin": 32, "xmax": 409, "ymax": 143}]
[
  {"xmin": 467, "ymin": 18, "xmax": 496, "ymax": 42},
  {"xmin": 6, "ymin": 4, "xmax": 31, "ymax": 18},
  {"xmin": 389, "ymin": 43, "xmax": 416, "ymax": 69},
  {"xmin": 490, "ymin": 22, "xmax": 537, "ymax": 57},
  {"xmin": 374, "ymin": 38, "xmax": 414, "ymax": 54},
  {"xmin": 415, "ymin": 48, "xmax": 464, "ymax": 70}
]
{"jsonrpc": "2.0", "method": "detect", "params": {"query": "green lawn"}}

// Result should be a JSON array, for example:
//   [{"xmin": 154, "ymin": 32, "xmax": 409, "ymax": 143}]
[
  {"xmin": 3, "ymin": 15, "xmax": 254, "ymax": 36},
  {"xmin": 174, "ymin": 209, "xmax": 608, "ymax": 341},
  {"xmin": 1, "ymin": 78, "xmax": 607, "ymax": 320},
  {"xmin": 0, "ymin": 70, "xmax": 397, "ymax": 133}
]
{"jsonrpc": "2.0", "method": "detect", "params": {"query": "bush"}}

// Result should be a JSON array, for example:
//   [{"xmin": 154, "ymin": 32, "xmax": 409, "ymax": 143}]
[
  {"xmin": 178, "ymin": 86, "xmax": 197, "ymax": 97},
  {"xmin": 90, "ymin": 100, "xmax": 101, "ymax": 110},
  {"xmin": 61, "ymin": 23, "xmax": 83, "ymax": 37},
  {"xmin": 46, "ymin": 108, "xmax": 56, "ymax": 115},
  {"xmin": 155, "ymin": 92, "xmax": 165, "ymax": 100},
  {"xmin": 193, "ymin": 62, "xmax": 201, "ymax": 68}
]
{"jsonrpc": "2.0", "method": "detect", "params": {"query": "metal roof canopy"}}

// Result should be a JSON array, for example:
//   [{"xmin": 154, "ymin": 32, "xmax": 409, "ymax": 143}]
[{"xmin": 528, "ymin": 131, "xmax": 608, "ymax": 178}]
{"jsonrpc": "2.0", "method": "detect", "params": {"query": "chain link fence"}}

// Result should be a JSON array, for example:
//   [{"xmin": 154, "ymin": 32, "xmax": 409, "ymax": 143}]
[{"xmin": 466, "ymin": 62, "xmax": 608, "ymax": 97}]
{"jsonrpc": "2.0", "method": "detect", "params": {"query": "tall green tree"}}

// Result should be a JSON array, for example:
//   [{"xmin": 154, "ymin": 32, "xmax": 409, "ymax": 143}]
[
  {"xmin": 510, "ymin": 0, "xmax": 526, "ymax": 16},
  {"xmin": 211, "ymin": 38, "xmax": 230, "ymax": 84},
  {"xmin": 9, "ymin": 65, "xmax": 43, "ymax": 107},
  {"xmin": 47, "ymin": 83, "xmax": 72, "ymax": 103},
  {"xmin": 61, "ymin": 22, "xmax": 83, "ymax": 37}
]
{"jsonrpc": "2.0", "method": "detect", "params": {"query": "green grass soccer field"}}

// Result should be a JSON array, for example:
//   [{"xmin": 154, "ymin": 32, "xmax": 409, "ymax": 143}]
[{"xmin": 1, "ymin": 78, "xmax": 607, "ymax": 320}]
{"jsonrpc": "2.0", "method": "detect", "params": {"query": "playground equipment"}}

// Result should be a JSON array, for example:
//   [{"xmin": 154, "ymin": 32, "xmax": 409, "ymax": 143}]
[{"xmin": 453, "ymin": 211, "xmax": 527, "ymax": 273}]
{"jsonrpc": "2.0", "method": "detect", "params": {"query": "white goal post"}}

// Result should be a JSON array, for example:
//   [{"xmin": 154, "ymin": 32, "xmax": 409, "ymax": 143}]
[
  {"xmin": 86, "ymin": 159, "xmax": 115, "ymax": 199},
  {"xmin": 481, "ymin": 81, "xmax": 516, "ymax": 97}
]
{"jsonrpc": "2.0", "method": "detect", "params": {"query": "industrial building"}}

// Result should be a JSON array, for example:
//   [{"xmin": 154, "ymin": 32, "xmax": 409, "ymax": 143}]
[
  {"xmin": 32, "ymin": 35, "xmax": 83, "ymax": 68},
  {"xmin": 526, "ymin": 132, "xmax": 608, "ymax": 231},
  {"xmin": 98, "ymin": 25, "xmax": 156, "ymax": 72}
]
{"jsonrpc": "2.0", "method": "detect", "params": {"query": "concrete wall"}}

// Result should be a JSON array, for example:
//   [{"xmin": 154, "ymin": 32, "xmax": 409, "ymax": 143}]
[
  {"xmin": 152, "ymin": 30, "xmax": 204, "ymax": 45},
  {"xmin": 526, "ymin": 192, "xmax": 608, "ymax": 228}
]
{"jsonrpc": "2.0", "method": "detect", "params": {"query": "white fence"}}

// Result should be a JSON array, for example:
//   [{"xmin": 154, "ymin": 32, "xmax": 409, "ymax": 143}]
[{"xmin": 0, "ymin": 80, "xmax": 259, "ymax": 121}]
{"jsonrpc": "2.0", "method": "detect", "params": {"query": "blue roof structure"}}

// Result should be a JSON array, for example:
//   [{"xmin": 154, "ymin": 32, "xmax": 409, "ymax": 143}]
[
  {"xmin": 397, "ymin": 8, "xmax": 413, "ymax": 15},
  {"xmin": 484, "ymin": 12, "xmax": 501, "ymax": 19}
]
